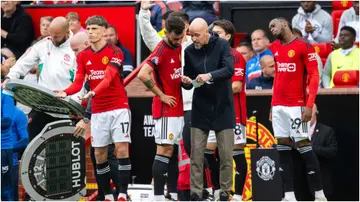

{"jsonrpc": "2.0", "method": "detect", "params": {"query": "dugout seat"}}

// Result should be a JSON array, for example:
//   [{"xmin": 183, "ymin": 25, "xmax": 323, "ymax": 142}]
[
  {"xmin": 332, "ymin": 10, "xmax": 346, "ymax": 38},
  {"xmin": 312, "ymin": 43, "xmax": 332, "ymax": 67},
  {"xmin": 233, "ymin": 32, "xmax": 249, "ymax": 48},
  {"xmin": 333, "ymin": 70, "xmax": 359, "ymax": 88},
  {"xmin": 332, "ymin": 0, "xmax": 353, "ymax": 10}
]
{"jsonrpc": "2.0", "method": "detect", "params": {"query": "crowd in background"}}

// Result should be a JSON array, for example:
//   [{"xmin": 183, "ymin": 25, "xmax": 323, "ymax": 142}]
[{"xmin": 0, "ymin": 0, "xmax": 358, "ymax": 201}]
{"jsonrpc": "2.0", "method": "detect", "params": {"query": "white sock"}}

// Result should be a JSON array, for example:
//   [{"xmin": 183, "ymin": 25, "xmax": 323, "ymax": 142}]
[
  {"xmin": 214, "ymin": 189, "xmax": 220, "ymax": 198},
  {"xmin": 153, "ymin": 195, "xmax": 165, "ymax": 201},
  {"xmin": 170, "ymin": 192, "xmax": 178, "ymax": 200},
  {"xmin": 206, "ymin": 187, "xmax": 213, "ymax": 194},
  {"xmin": 105, "ymin": 194, "xmax": 114, "ymax": 201},
  {"xmin": 118, "ymin": 193, "xmax": 127, "ymax": 199},
  {"xmin": 315, "ymin": 190, "xmax": 326, "ymax": 199},
  {"xmin": 284, "ymin": 191, "xmax": 296, "ymax": 200},
  {"xmin": 232, "ymin": 194, "xmax": 242, "ymax": 200}
]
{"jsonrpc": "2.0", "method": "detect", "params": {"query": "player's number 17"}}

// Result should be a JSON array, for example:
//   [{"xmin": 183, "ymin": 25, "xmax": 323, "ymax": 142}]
[{"xmin": 120, "ymin": 122, "xmax": 130, "ymax": 134}]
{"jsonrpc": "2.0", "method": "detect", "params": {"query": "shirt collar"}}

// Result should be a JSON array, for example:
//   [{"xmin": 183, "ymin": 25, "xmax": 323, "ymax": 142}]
[{"xmin": 340, "ymin": 45, "xmax": 356, "ymax": 56}]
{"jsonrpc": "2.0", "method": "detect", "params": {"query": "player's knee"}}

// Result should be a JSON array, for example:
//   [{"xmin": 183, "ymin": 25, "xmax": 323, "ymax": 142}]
[
  {"xmin": 94, "ymin": 148, "xmax": 107, "ymax": 163},
  {"xmin": 115, "ymin": 143, "xmax": 129, "ymax": 158},
  {"xmin": 233, "ymin": 143, "xmax": 245, "ymax": 150},
  {"xmin": 276, "ymin": 137, "xmax": 293, "ymax": 146},
  {"xmin": 157, "ymin": 144, "xmax": 174, "ymax": 157},
  {"xmin": 206, "ymin": 142, "xmax": 217, "ymax": 150},
  {"xmin": 294, "ymin": 138, "xmax": 311, "ymax": 148}
]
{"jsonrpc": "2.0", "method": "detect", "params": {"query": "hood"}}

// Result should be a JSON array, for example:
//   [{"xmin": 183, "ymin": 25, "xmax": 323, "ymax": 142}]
[
  {"xmin": 208, "ymin": 32, "xmax": 219, "ymax": 44},
  {"xmin": 297, "ymin": 4, "xmax": 321, "ymax": 16}
]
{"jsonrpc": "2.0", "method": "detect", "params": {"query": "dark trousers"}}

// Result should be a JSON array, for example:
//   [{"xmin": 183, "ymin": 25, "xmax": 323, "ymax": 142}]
[
  {"xmin": 12, "ymin": 164, "xmax": 18, "ymax": 201},
  {"xmin": 182, "ymin": 110, "xmax": 192, "ymax": 156},
  {"xmin": 90, "ymin": 144, "xmax": 120, "ymax": 200},
  {"xmin": 1, "ymin": 150, "xmax": 13, "ymax": 201},
  {"xmin": 27, "ymin": 110, "xmax": 64, "ymax": 142}
]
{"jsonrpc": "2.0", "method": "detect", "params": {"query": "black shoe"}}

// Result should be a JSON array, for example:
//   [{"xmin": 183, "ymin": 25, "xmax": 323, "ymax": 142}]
[
  {"xmin": 165, "ymin": 193, "xmax": 176, "ymax": 201},
  {"xmin": 190, "ymin": 193, "xmax": 203, "ymax": 201},
  {"xmin": 203, "ymin": 189, "xmax": 215, "ymax": 201},
  {"xmin": 127, "ymin": 194, "xmax": 132, "ymax": 201},
  {"xmin": 219, "ymin": 190, "xmax": 231, "ymax": 201}
]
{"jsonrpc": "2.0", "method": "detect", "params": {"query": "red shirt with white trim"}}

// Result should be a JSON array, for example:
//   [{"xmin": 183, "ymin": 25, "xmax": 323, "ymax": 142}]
[
  {"xmin": 269, "ymin": 38, "xmax": 319, "ymax": 108},
  {"xmin": 230, "ymin": 48, "xmax": 247, "ymax": 125},
  {"xmin": 64, "ymin": 43, "xmax": 129, "ymax": 113},
  {"xmin": 146, "ymin": 40, "xmax": 183, "ymax": 118}
]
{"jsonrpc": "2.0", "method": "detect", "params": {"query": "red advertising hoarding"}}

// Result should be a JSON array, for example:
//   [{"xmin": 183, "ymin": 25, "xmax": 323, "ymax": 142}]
[{"xmin": 25, "ymin": 4, "xmax": 136, "ymax": 58}]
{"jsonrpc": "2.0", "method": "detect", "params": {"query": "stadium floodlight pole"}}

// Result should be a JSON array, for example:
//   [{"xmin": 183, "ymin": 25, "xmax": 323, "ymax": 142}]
[{"xmin": 252, "ymin": 110, "xmax": 260, "ymax": 148}]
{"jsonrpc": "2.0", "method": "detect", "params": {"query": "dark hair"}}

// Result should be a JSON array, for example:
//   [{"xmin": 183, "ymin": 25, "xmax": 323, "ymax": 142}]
[
  {"xmin": 107, "ymin": 24, "xmax": 118, "ymax": 34},
  {"xmin": 165, "ymin": 16, "xmax": 185, "ymax": 35},
  {"xmin": 169, "ymin": 11, "xmax": 190, "ymax": 23},
  {"xmin": 340, "ymin": 26, "xmax": 356, "ymax": 38},
  {"xmin": 85, "ymin": 15, "xmax": 108, "ymax": 28},
  {"xmin": 276, "ymin": 17, "xmax": 292, "ymax": 31},
  {"xmin": 162, "ymin": 10, "xmax": 174, "ymax": 20},
  {"xmin": 292, "ymin": 27, "xmax": 303, "ymax": 37},
  {"xmin": 213, "ymin": 19, "xmax": 236, "ymax": 38},
  {"xmin": 238, "ymin": 42, "xmax": 253, "ymax": 51}
]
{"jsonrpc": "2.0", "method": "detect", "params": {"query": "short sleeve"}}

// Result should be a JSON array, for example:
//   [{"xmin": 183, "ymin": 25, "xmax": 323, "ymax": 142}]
[
  {"xmin": 146, "ymin": 42, "xmax": 164, "ymax": 69},
  {"xmin": 233, "ymin": 52, "xmax": 246, "ymax": 82}
]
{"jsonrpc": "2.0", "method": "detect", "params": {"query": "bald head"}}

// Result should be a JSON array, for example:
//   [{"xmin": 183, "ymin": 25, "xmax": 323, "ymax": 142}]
[
  {"xmin": 189, "ymin": 18, "xmax": 208, "ymax": 33},
  {"xmin": 50, "ymin": 17, "xmax": 69, "ymax": 31},
  {"xmin": 70, "ymin": 32, "xmax": 89, "ymax": 56},
  {"xmin": 189, "ymin": 18, "xmax": 210, "ymax": 49},
  {"xmin": 260, "ymin": 55, "xmax": 274, "ymax": 67},
  {"xmin": 48, "ymin": 17, "xmax": 71, "ymax": 47},
  {"xmin": 260, "ymin": 55, "xmax": 275, "ymax": 78}
]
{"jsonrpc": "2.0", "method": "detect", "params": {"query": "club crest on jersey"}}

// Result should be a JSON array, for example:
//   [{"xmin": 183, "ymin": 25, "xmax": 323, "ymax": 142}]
[
  {"xmin": 342, "ymin": 73, "xmax": 350, "ymax": 82},
  {"xmin": 288, "ymin": 50, "xmax": 295, "ymax": 58},
  {"xmin": 102, "ymin": 56, "xmax": 109, "ymax": 65},
  {"xmin": 169, "ymin": 133, "xmax": 174, "ymax": 140},
  {"xmin": 151, "ymin": 56, "xmax": 159, "ymax": 65}
]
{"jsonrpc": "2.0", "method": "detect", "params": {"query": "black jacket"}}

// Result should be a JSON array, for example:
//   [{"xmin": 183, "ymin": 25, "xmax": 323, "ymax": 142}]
[
  {"xmin": 311, "ymin": 122, "xmax": 337, "ymax": 197},
  {"xmin": 183, "ymin": 33, "xmax": 235, "ymax": 131},
  {"xmin": 1, "ymin": 5, "xmax": 34, "ymax": 59},
  {"xmin": 246, "ymin": 74, "xmax": 274, "ymax": 90}
]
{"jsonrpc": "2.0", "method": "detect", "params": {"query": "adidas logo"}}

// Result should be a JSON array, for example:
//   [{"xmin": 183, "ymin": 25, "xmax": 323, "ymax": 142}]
[
  {"xmin": 124, "ymin": 134, "xmax": 129, "ymax": 138},
  {"xmin": 163, "ymin": 173, "xmax": 168, "ymax": 177},
  {"xmin": 86, "ymin": 60, "xmax": 92, "ymax": 65},
  {"xmin": 279, "ymin": 167, "xmax": 283, "ymax": 171},
  {"xmin": 170, "ymin": 58, "xmax": 175, "ymax": 63},
  {"xmin": 275, "ymin": 51, "xmax": 279, "ymax": 56},
  {"xmin": 308, "ymin": 171, "xmax": 315, "ymax": 175}
]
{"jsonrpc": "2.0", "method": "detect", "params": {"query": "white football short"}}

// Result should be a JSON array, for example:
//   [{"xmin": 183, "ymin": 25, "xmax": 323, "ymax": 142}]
[
  {"xmin": 91, "ymin": 108, "xmax": 131, "ymax": 147},
  {"xmin": 154, "ymin": 117, "xmax": 184, "ymax": 145},
  {"xmin": 272, "ymin": 106, "xmax": 310, "ymax": 142},
  {"xmin": 207, "ymin": 123, "xmax": 246, "ymax": 145}
]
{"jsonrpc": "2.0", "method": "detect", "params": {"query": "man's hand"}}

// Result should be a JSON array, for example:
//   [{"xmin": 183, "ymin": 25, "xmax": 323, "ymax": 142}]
[
  {"xmin": 160, "ymin": 94, "xmax": 177, "ymax": 107},
  {"xmin": 330, "ymin": 40, "xmax": 340, "ymax": 50},
  {"xmin": 305, "ymin": 20, "xmax": 315, "ymax": 33},
  {"xmin": 1, "ymin": 29, "xmax": 8, "ymax": 39},
  {"xmin": 181, "ymin": 75, "xmax": 192, "ymax": 85},
  {"xmin": 301, "ymin": 106, "xmax": 312, "ymax": 122},
  {"xmin": 74, "ymin": 119, "xmax": 90, "ymax": 137},
  {"xmin": 82, "ymin": 91, "xmax": 95, "ymax": 101},
  {"xmin": 1, "ymin": 78, "xmax": 10, "ymax": 89},
  {"xmin": 141, "ymin": 0, "xmax": 155, "ymax": 10},
  {"xmin": 53, "ymin": 90, "xmax": 67, "ymax": 98},
  {"xmin": 196, "ymin": 73, "xmax": 211, "ymax": 83}
]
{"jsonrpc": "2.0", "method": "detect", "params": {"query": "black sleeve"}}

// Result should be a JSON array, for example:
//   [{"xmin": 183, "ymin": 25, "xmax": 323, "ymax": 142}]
[
  {"xmin": 84, "ymin": 99, "xmax": 92, "ymax": 119},
  {"xmin": 6, "ymin": 14, "xmax": 34, "ymax": 45},
  {"xmin": 182, "ymin": 49, "xmax": 194, "ymax": 90},
  {"xmin": 209, "ymin": 40, "xmax": 234, "ymax": 81},
  {"xmin": 312, "ymin": 127, "xmax": 337, "ymax": 159}
]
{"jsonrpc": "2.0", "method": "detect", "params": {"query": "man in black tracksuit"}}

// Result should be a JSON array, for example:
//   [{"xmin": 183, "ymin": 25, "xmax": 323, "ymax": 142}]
[{"xmin": 181, "ymin": 18, "xmax": 235, "ymax": 201}]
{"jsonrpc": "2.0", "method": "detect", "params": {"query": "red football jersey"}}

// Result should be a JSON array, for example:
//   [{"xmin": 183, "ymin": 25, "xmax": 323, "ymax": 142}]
[
  {"xmin": 270, "ymin": 38, "xmax": 319, "ymax": 108},
  {"xmin": 64, "ymin": 43, "xmax": 129, "ymax": 113},
  {"xmin": 146, "ymin": 40, "xmax": 184, "ymax": 118},
  {"xmin": 230, "ymin": 48, "xmax": 247, "ymax": 125}
]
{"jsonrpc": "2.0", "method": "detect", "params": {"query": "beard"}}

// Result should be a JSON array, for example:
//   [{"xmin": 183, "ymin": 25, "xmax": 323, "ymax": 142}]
[
  {"xmin": 194, "ymin": 43, "xmax": 202, "ymax": 50},
  {"xmin": 168, "ymin": 40, "xmax": 180, "ymax": 49},
  {"xmin": 53, "ymin": 36, "xmax": 67, "ymax": 47}
]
